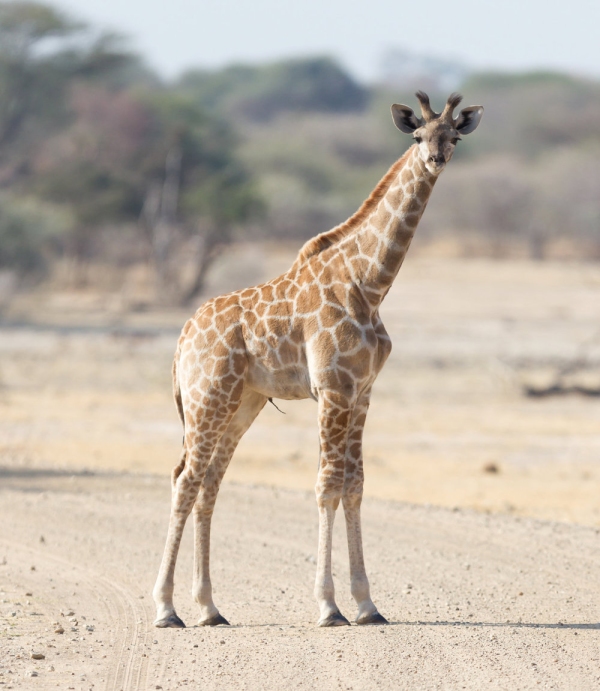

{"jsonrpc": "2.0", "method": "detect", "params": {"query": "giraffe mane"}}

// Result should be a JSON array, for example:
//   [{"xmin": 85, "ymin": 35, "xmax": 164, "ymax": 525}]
[{"xmin": 293, "ymin": 147, "xmax": 413, "ymax": 266}]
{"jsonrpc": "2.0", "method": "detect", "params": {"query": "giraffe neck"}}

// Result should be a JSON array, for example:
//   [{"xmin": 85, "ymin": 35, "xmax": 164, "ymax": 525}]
[{"xmin": 343, "ymin": 146, "xmax": 437, "ymax": 308}]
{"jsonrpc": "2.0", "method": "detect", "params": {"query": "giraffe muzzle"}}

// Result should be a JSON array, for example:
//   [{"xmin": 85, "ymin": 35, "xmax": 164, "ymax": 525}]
[{"xmin": 429, "ymin": 154, "xmax": 445, "ymax": 165}]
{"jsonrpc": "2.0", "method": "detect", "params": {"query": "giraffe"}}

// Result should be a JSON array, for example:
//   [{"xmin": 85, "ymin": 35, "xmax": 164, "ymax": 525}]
[{"xmin": 153, "ymin": 91, "xmax": 484, "ymax": 628}]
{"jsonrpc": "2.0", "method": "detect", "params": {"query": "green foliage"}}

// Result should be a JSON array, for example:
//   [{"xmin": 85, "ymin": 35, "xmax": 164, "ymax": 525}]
[
  {"xmin": 459, "ymin": 70, "xmax": 600, "ymax": 159},
  {"xmin": 0, "ymin": 194, "xmax": 72, "ymax": 271},
  {"xmin": 0, "ymin": 1, "xmax": 78, "ymax": 57},
  {"xmin": 179, "ymin": 57, "xmax": 368, "ymax": 121},
  {"xmin": 35, "ymin": 161, "xmax": 141, "ymax": 226},
  {"xmin": 0, "ymin": 2, "xmax": 152, "ymax": 165},
  {"xmin": 141, "ymin": 90, "xmax": 264, "ymax": 227}
]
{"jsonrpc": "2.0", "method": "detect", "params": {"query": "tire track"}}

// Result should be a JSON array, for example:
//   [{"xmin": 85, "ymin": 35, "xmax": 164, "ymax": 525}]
[{"xmin": 0, "ymin": 538, "xmax": 154, "ymax": 691}]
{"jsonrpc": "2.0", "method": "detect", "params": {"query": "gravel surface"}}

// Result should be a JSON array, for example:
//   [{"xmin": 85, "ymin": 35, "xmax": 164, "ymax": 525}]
[{"xmin": 1, "ymin": 471, "xmax": 600, "ymax": 690}]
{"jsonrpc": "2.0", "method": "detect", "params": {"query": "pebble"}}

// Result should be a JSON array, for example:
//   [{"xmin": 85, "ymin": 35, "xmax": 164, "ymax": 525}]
[
  {"xmin": 31, "ymin": 653, "xmax": 45, "ymax": 660},
  {"xmin": 27, "ymin": 671, "xmax": 39, "ymax": 677},
  {"xmin": 55, "ymin": 626, "xmax": 65, "ymax": 634}
]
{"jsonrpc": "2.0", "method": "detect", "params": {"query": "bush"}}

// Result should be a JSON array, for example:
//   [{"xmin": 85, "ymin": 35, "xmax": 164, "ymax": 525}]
[
  {"xmin": 0, "ymin": 196, "xmax": 72, "ymax": 272},
  {"xmin": 179, "ymin": 57, "xmax": 369, "ymax": 122}
]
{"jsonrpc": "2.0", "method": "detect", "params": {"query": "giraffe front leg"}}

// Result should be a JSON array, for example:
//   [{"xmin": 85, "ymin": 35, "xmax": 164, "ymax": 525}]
[
  {"xmin": 343, "ymin": 389, "xmax": 388, "ymax": 625},
  {"xmin": 343, "ymin": 494, "xmax": 388, "ymax": 625},
  {"xmin": 314, "ymin": 390, "xmax": 352, "ymax": 627}
]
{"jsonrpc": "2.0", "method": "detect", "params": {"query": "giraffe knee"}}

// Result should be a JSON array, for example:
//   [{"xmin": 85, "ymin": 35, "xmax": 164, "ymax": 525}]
[{"xmin": 171, "ymin": 454, "xmax": 186, "ymax": 488}]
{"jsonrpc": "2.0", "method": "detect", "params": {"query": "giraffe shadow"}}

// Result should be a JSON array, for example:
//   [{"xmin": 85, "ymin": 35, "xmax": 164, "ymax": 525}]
[
  {"xmin": 188, "ymin": 620, "xmax": 600, "ymax": 631},
  {"xmin": 0, "ymin": 466, "xmax": 96, "ymax": 479},
  {"xmin": 0, "ymin": 466, "xmax": 124, "ymax": 494},
  {"xmin": 389, "ymin": 620, "xmax": 600, "ymax": 630}
]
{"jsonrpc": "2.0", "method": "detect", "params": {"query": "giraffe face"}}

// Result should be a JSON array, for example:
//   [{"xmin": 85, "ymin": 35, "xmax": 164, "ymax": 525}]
[
  {"xmin": 411, "ymin": 121, "xmax": 461, "ymax": 175},
  {"xmin": 391, "ymin": 92, "xmax": 483, "ymax": 176}
]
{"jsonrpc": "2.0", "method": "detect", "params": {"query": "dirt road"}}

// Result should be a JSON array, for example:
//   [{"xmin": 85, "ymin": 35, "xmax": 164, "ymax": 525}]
[{"xmin": 2, "ymin": 470, "xmax": 600, "ymax": 690}]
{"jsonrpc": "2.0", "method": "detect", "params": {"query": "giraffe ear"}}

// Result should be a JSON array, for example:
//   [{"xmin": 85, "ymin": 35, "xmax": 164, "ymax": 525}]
[
  {"xmin": 391, "ymin": 104, "xmax": 422, "ymax": 133},
  {"xmin": 455, "ymin": 105, "xmax": 484, "ymax": 134}
]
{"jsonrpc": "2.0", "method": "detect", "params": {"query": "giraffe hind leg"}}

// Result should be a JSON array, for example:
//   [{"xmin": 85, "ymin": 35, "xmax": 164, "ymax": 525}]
[
  {"xmin": 192, "ymin": 388, "xmax": 267, "ymax": 626},
  {"xmin": 153, "ymin": 373, "xmax": 246, "ymax": 629},
  {"xmin": 151, "ymin": 447, "xmax": 189, "ymax": 628}
]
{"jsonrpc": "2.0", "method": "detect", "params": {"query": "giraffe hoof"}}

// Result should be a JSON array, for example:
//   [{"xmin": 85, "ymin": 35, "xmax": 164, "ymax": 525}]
[
  {"xmin": 198, "ymin": 613, "xmax": 230, "ymax": 627},
  {"xmin": 318, "ymin": 612, "xmax": 351, "ymax": 627},
  {"xmin": 154, "ymin": 614, "xmax": 186, "ymax": 628},
  {"xmin": 356, "ymin": 612, "xmax": 389, "ymax": 625}
]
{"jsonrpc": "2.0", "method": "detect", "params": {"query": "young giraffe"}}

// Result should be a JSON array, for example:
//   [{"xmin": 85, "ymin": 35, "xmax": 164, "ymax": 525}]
[{"xmin": 153, "ymin": 91, "xmax": 484, "ymax": 628}]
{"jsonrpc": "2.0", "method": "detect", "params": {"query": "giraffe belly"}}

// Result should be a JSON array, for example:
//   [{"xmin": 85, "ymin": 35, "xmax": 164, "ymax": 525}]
[{"xmin": 246, "ymin": 361, "xmax": 312, "ymax": 401}]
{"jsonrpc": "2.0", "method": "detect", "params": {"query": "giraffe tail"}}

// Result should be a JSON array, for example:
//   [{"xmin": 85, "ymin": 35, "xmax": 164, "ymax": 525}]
[{"xmin": 171, "ymin": 352, "xmax": 186, "ymax": 488}]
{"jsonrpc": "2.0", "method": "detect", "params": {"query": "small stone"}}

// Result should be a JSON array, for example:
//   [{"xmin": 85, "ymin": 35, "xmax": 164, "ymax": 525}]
[
  {"xmin": 10, "ymin": 611, "xmax": 16, "ymax": 617},
  {"xmin": 28, "ymin": 671, "xmax": 39, "ymax": 677},
  {"xmin": 483, "ymin": 462, "xmax": 499, "ymax": 474},
  {"xmin": 31, "ymin": 653, "xmax": 45, "ymax": 660},
  {"xmin": 220, "ymin": 640, "xmax": 225, "ymax": 645},
  {"xmin": 85, "ymin": 625, "xmax": 94, "ymax": 632},
  {"xmin": 25, "ymin": 592, "xmax": 33, "ymax": 597},
  {"xmin": 54, "ymin": 626, "xmax": 64, "ymax": 634}
]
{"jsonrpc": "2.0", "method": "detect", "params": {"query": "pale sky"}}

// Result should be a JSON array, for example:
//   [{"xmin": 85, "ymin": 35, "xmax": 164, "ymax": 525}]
[{"xmin": 59, "ymin": 0, "xmax": 600, "ymax": 82}]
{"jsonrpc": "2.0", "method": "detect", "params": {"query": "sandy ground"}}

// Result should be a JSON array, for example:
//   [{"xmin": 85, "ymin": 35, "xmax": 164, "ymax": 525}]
[
  {"xmin": 1, "ymin": 254, "xmax": 600, "ymax": 689},
  {"xmin": 2, "ymin": 472, "xmax": 600, "ymax": 690}
]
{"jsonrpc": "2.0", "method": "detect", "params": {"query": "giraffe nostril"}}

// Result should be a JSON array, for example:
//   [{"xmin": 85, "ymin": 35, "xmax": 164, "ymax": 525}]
[{"xmin": 429, "ymin": 154, "xmax": 445, "ymax": 164}]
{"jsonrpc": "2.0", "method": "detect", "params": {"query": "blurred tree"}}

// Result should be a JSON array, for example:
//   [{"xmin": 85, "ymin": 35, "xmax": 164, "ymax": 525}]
[
  {"xmin": 458, "ymin": 71, "xmax": 600, "ymax": 160},
  {"xmin": 0, "ymin": 193, "xmax": 72, "ymax": 272},
  {"xmin": 0, "ymin": 3, "xmax": 261, "ymax": 301},
  {"xmin": 138, "ymin": 91, "xmax": 263, "ymax": 301},
  {"xmin": 0, "ymin": 1, "xmax": 153, "ymax": 182},
  {"xmin": 179, "ymin": 57, "xmax": 368, "ymax": 122},
  {"xmin": 32, "ymin": 84, "xmax": 262, "ymax": 300},
  {"xmin": 0, "ymin": 1, "xmax": 77, "ymax": 150}
]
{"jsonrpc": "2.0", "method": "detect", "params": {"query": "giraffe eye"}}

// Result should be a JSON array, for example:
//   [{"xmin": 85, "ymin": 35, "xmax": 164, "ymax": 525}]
[
  {"xmin": 414, "ymin": 136, "xmax": 422, "ymax": 144},
  {"xmin": 451, "ymin": 137, "xmax": 461, "ymax": 145}
]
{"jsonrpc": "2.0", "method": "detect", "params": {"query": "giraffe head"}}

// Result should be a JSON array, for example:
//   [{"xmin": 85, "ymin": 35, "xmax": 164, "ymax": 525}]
[{"xmin": 391, "ymin": 91, "xmax": 483, "ymax": 175}]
